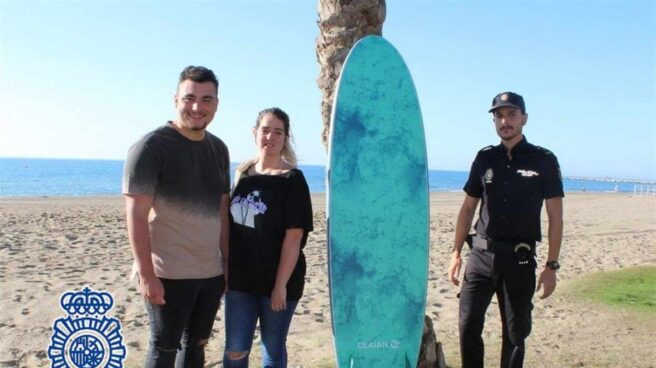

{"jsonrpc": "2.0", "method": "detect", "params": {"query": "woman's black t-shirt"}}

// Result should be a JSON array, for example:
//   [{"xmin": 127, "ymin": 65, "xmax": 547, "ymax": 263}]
[{"xmin": 228, "ymin": 168, "xmax": 313, "ymax": 301}]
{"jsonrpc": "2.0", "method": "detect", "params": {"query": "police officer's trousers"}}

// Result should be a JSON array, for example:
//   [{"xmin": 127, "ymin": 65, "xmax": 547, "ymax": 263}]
[{"xmin": 458, "ymin": 247, "xmax": 536, "ymax": 368}]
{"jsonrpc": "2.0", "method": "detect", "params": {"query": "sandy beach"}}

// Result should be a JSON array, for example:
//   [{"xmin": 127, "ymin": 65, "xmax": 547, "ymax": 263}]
[{"xmin": 1, "ymin": 192, "xmax": 655, "ymax": 367}]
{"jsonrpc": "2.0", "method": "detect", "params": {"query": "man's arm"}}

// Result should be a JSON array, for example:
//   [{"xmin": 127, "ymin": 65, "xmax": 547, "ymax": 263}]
[
  {"xmin": 219, "ymin": 193, "xmax": 230, "ymax": 284},
  {"xmin": 536, "ymin": 196, "xmax": 563, "ymax": 299},
  {"xmin": 448, "ymin": 194, "xmax": 480, "ymax": 286},
  {"xmin": 125, "ymin": 194, "xmax": 165, "ymax": 305}
]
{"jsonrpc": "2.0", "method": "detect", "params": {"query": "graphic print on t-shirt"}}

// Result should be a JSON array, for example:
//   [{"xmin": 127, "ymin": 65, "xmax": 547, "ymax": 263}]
[{"xmin": 230, "ymin": 191, "xmax": 268, "ymax": 228}]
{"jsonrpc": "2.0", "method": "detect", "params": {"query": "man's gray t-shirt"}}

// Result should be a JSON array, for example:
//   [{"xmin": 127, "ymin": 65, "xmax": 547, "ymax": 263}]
[{"xmin": 122, "ymin": 123, "xmax": 230, "ymax": 279}]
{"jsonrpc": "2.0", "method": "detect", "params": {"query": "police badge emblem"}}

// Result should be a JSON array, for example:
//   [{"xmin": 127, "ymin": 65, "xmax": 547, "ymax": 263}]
[
  {"xmin": 48, "ymin": 287, "xmax": 127, "ymax": 367},
  {"xmin": 484, "ymin": 168, "xmax": 494, "ymax": 183}
]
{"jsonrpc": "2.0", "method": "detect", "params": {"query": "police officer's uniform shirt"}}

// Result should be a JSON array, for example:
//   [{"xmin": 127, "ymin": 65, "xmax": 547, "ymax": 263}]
[{"xmin": 464, "ymin": 137, "xmax": 564, "ymax": 243}]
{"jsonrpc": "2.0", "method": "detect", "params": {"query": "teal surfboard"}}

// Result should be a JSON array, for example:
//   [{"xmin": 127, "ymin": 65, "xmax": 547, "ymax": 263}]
[{"xmin": 327, "ymin": 35, "xmax": 429, "ymax": 367}]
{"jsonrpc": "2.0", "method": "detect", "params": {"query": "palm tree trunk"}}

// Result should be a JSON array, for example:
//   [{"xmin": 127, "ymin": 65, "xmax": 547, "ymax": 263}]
[{"xmin": 315, "ymin": 0, "xmax": 386, "ymax": 149}]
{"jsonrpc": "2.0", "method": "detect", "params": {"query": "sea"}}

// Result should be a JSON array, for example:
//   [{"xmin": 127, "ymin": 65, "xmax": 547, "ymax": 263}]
[{"xmin": 0, "ymin": 158, "xmax": 653, "ymax": 197}]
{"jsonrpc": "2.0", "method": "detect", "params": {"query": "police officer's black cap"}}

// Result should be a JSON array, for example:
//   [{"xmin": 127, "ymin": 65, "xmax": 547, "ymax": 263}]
[{"xmin": 489, "ymin": 91, "xmax": 526, "ymax": 113}]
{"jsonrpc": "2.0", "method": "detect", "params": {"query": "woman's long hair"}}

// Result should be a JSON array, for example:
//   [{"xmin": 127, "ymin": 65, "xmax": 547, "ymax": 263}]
[{"xmin": 234, "ymin": 107, "xmax": 297, "ymax": 186}]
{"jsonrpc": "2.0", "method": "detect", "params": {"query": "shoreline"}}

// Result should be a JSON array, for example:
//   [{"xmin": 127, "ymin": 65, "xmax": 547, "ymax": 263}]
[{"xmin": 0, "ymin": 189, "xmax": 643, "ymax": 200}]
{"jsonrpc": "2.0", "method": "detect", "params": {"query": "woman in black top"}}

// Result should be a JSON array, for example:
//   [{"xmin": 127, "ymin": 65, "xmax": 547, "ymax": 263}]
[{"xmin": 223, "ymin": 107, "xmax": 313, "ymax": 368}]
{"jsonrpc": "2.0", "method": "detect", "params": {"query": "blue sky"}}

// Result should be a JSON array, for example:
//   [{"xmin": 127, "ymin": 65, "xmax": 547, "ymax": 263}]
[{"xmin": 1, "ymin": 0, "xmax": 654, "ymax": 180}]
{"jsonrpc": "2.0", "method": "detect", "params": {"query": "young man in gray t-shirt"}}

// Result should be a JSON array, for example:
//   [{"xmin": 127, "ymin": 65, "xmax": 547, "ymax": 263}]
[{"xmin": 123, "ymin": 65, "xmax": 230, "ymax": 367}]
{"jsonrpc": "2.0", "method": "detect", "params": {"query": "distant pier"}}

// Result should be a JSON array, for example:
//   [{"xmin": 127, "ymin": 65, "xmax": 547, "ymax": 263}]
[{"xmin": 565, "ymin": 176, "xmax": 656, "ymax": 185}]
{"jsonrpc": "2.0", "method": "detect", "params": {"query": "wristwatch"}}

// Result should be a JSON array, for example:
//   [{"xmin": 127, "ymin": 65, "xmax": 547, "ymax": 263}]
[{"xmin": 546, "ymin": 260, "xmax": 560, "ymax": 270}]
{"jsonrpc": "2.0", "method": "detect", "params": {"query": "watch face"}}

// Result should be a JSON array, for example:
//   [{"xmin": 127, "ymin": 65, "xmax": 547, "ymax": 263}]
[{"xmin": 547, "ymin": 261, "xmax": 560, "ymax": 270}]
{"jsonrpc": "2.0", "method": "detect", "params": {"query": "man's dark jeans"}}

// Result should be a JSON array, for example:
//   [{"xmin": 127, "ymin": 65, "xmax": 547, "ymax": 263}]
[{"xmin": 144, "ymin": 275, "xmax": 225, "ymax": 368}]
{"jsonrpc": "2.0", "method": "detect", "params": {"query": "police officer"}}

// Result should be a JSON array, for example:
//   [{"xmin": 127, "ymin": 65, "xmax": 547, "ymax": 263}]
[{"xmin": 448, "ymin": 92, "xmax": 564, "ymax": 368}]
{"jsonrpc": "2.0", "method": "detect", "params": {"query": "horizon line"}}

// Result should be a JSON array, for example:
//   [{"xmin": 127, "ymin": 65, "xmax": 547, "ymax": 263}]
[{"xmin": 1, "ymin": 156, "xmax": 655, "ymax": 183}]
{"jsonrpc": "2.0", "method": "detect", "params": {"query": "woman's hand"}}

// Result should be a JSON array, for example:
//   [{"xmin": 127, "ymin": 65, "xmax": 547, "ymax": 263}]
[{"xmin": 271, "ymin": 285, "xmax": 287, "ymax": 311}]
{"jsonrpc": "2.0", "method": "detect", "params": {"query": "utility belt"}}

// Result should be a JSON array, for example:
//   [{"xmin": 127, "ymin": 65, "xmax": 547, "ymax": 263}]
[{"xmin": 467, "ymin": 235, "xmax": 535, "ymax": 255}]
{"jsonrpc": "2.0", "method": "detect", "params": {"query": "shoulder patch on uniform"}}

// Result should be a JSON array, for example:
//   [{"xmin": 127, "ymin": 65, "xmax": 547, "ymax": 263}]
[
  {"xmin": 479, "ymin": 145, "xmax": 494, "ymax": 152},
  {"xmin": 535, "ymin": 145, "xmax": 554, "ymax": 155}
]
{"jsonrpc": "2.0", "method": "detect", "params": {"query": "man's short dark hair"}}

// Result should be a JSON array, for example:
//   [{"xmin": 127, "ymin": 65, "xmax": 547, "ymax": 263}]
[{"xmin": 178, "ymin": 66, "xmax": 219, "ymax": 92}]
